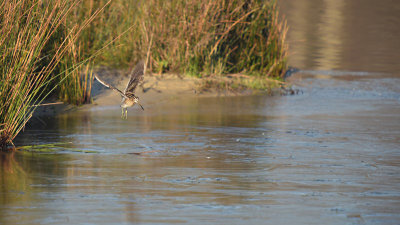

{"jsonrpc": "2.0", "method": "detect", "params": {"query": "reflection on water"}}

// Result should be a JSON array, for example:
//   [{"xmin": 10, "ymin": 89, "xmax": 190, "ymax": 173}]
[
  {"xmin": 279, "ymin": 0, "xmax": 400, "ymax": 74},
  {"xmin": 0, "ymin": 152, "xmax": 70, "ymax": 225},
  {"xmin": 1, "ymin": 1, "xmax": 400, "ymax": 224},
  {"xmin": 2, "ymin": 90, "xmax": 400, "ymax": 224}
]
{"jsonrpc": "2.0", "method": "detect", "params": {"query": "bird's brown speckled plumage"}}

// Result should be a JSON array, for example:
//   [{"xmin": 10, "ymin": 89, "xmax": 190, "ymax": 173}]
[{"xmin": 94, "ymin": 61, "xmax": 145, "ymax": 119}]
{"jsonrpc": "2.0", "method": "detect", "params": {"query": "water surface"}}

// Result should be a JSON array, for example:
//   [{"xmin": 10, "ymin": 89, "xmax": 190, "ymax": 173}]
[{"xmin": 279, "ymin": 0, "xmax": 400, "ymax": 74}]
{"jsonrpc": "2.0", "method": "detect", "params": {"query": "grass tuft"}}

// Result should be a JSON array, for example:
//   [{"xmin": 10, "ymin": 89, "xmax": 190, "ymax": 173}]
[{"xmin": 199, "ymin": 74, "xmax": 285, "ymax": 94}]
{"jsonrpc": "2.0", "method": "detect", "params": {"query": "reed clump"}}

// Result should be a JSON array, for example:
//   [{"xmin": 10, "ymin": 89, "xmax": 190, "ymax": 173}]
[
  {"xmin": 62, "ymin": 0, "xmax": 287, "ymax": 75},
  {"xmin": 0, "ymin": 0, "xmax": 67, "ymax": 149},
  {"xmin": 49, "ymin": 0, "xmax": 113, "ymax": 105},
  {"xmin": 0, "ymin": 0, "xmax": 106, "ymax": 150},
  {"xmin": 91, "ymin": 0, "xmax": 288, "ymax": 78},
  {"xmin": 139, "ymin": 0, "xmax": 288, "ymax": 77}
]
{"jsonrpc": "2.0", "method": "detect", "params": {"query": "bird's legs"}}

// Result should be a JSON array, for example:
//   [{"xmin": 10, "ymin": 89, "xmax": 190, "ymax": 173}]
[
  {"xmin": 121, "ymin": 108, "xmax": 126, "ymax": 119},
  {"xmin": 121, "ymin": 108, "xmax": 128, "ymax": 119}
]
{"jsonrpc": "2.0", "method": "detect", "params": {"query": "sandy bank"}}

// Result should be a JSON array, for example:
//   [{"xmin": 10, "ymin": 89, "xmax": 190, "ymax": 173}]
[{"xmin": 33, "ymin": 69, "xmax": 286, "ymax": 117}]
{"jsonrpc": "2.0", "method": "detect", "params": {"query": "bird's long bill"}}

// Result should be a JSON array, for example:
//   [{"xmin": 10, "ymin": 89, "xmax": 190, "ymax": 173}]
[{"xmin": 138, "ymin": 103, "xmax": 144, "ymax": 111}]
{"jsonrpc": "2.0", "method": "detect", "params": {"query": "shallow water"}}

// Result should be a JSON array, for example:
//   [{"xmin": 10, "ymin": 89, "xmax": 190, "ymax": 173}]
[
  {"xmin": 3, "ymin": 77, "xmax": 400, "ymax": 224},
  {"xmin": 2, "ymin": 1, "xmax": 400, "ymax": 224},
  {"xmin": 279, "ymin": 0, "xmax": 400, "ymax": 74}
]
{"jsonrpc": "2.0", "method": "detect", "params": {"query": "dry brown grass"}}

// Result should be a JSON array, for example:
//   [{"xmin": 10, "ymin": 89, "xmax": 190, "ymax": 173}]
[{"xmin": 70, "ymin": 0, "xmax": 288, "ymax": 77}]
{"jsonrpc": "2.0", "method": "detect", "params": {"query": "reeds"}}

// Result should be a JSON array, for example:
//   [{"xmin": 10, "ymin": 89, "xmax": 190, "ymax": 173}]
[
  {"xmin": 52, "ymin": 0, "xmax": 288, "ymax": 104},
  {"xmin": 56, "ymin": 0, "xmax": 111, "ymax": 105},
  {"xmin": 0, "ymin": 0, "xmax": 106, "ymax": 150},
  {"xmin": 98, "ymin": 0, "xmax": 288, "ymax": 77},
  {"xmin": 66, "ymin": 0, "xmax": 288, "ymax": 77}
]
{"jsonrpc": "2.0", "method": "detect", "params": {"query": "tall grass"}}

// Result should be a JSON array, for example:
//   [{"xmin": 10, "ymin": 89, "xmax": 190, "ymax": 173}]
[
  {"xmin": 55, "ymin": 0, "xmax": 112, "ymax": 105},
  {"xmin": 64, "ymin": 0, "xmax": 288, "ymax": 76},
  {"xmin": 0, "ymin": 0, "xmax": 105, "ymax": 150},
  {"xmin": 132, "ymin": 0, "xmax": 288, "ymax": 77}
]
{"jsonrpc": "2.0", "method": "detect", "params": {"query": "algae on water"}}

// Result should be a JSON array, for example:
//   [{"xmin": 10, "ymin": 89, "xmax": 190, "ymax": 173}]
[{"xmin": 18, "ymin": 143, "xmax": 98, "ymax": 153}]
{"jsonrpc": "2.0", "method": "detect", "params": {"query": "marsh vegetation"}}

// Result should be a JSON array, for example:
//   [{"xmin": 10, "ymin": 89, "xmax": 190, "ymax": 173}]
[{"xmin": 0, "ymin": 0, "xmax": 288, "ymax": 149}]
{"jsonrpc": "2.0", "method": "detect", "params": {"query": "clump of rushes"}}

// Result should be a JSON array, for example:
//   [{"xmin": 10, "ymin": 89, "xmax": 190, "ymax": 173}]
[
  {"xmin": 58, "ymin": 44, "xmax": 94, "ymax": 105},
  {"xmin": 70, "ymin": 0, "xmax": 287, "ymax": 77},
  {"xmin": 0, "ymin": 0, "xmax": 106, "ymax": 150},
  {"xmin": 123, "ymin": 0, "xmax": 288, "ymax": 77},
  {"xmin": 56, "ymin": 0, "xmax": 107, "ymax": 105}
]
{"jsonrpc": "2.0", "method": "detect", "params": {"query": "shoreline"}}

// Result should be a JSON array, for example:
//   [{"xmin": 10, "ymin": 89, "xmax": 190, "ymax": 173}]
[{"xmin": 33, "ymin": 71, "xmax": 288, "ymax": 117}]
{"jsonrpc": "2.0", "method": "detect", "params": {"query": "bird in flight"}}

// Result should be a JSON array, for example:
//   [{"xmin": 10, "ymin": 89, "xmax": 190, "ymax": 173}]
[{"xmin": 94, "ymin": 61, "xmax": 145, "ymax": 119}]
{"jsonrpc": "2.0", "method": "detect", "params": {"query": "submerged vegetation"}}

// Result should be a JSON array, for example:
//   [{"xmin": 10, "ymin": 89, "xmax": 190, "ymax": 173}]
[
  {"xmin": 18, "ymin": 143, "xmax": 98, "ymax": 153},
  {"xmin": 0, "ymin": 0, "xmax": 288, "ymax": 150}
]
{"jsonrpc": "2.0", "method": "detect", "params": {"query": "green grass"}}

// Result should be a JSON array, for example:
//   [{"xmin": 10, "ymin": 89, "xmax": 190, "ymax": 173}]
[{"xmin": 199, "ymin": 74, "xmax": 285, "ymax": 93}]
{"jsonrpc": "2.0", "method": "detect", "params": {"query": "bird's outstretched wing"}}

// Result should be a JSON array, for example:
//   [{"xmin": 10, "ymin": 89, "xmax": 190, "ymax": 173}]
[
  {"xmin": 94, "ymin": 74, "xmax": 126, "ymax": 97},
  {"xmin": 124, "ymin": 61, "xmax": 145, "ymax": 96}
]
